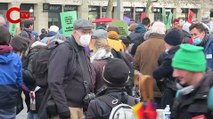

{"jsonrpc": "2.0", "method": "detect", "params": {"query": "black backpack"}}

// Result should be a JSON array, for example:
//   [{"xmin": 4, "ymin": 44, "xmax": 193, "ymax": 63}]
[{"xmin": 31, "ymin": 41, "xmax": 60, "ymax": 88}]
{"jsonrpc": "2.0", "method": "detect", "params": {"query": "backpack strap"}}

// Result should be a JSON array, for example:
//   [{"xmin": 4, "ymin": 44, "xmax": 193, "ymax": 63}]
[
  {"xmin": 98, "ymin": 92, "xmax": 131, "ymax": 109},
  {"xmin": 67, "ymin": 37, "xmax": 93, "ymax": 93}
]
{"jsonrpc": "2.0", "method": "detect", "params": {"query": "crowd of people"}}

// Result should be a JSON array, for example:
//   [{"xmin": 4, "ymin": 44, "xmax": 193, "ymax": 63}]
[{"xmin": 0, "ymin": 14, "xmax": 213, "ymax": 119}]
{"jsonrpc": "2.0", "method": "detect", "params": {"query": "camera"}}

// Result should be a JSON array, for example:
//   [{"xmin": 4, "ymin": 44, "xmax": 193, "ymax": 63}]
[{"xmin": 83, "ymin": 93, "xmax": 96, "ymax": 106}]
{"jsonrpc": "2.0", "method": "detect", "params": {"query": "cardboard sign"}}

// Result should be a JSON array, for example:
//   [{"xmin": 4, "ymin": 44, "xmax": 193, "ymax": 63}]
[
  {"xmin": 111, "ymin": 20, "xmax": 128, "ymax": 37},
  {"xmin": 60, "ymin": 11, "xmax": 77, "ymax": 37}
]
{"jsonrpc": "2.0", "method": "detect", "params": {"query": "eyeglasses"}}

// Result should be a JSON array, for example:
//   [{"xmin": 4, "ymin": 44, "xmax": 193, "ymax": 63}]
[{"xmin": 77, "ymin": 29, "xmax": 93, "ymax": 35}]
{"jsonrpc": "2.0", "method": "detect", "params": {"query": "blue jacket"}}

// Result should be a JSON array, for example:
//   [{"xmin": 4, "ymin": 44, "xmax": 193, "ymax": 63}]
[
  {"xmin": 204, "ymin": 35, "xmax": 213, "ymax": 69},
  {"xmin": 0, "ymin": 52, "xmax": 23, "ymax": 109}
]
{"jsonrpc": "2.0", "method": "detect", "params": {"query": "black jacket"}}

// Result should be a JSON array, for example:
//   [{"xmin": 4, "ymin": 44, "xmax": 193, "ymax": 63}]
[
  {"xmin": 182, "ymin": 30, "xmax": 191, "ymax": 43},
  {"xmin": 86, "ymin": 88, "xmax": 137, "ymax": 119},
  {"xmin": 153, "ymin": 46, "xmax": 180, "ymax": 91},
  {"xmin": 171, "ymin": 71, "xmax": 213, "ymax": 119},
  {"xmin": 48, "ymin": 36, "xmax": 93, "ymax": 114},
  {"xmin": 22, "ymin": 45, "xmax": 46, "ymax": 112}
]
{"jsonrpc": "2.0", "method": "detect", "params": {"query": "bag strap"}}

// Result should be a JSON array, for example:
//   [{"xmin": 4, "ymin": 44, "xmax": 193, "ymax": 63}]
[
  {"xmin": 67, "ymin": 37, "xmax": 93, "ymax": 93},
  {"xmin": 98, "ymin": 92, "xmax": 129, "ymax": 108}
]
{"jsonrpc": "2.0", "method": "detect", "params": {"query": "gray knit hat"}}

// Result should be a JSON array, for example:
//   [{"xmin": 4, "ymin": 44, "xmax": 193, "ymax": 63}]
[{"xmin": 92, "ymin": 29, "xmax": 108, "ymax": 40}]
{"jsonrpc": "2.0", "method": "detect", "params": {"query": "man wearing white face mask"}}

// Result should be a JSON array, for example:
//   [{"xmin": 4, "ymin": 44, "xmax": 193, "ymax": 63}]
[
  {"xmin": 47, "ymin": 19, "xmax": 94, "ymax": 119},
  {"xmin": 189, "ymin": 23, "xmax": 213, "ymax": 69}
]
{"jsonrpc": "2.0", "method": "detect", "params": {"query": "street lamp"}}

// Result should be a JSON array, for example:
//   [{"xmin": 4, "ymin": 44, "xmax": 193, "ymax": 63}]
[{"xmin": 29, "ymin": 7, "xmax": 34, "ymax": 13}]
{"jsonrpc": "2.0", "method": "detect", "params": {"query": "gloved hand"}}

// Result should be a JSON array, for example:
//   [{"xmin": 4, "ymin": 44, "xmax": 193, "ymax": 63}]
[{"xmin": 59, "ymin": 110, "xmax": 70, "ymax": 119}]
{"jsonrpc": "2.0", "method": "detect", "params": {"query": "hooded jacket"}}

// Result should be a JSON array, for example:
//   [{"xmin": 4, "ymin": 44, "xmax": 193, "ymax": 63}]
[
  {"xmin": 0, "ymin": 51, "xmax": 23, "ymax": 109},
  {"xmin": 128, "ymin": 23, "xmax": 147, "ymax": 56},
  {"xmin": 107, "ymin": 31, "xmax": 124, "ymax": 52}
]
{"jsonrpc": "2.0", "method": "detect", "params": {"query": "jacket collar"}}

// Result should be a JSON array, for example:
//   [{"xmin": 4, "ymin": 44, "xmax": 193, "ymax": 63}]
[
  {"xmin": 148, "ymin": 33, "xmax": 165, "ymax": 39},
  {"xmin": 178, "ymin": 73, "xmax": 212, "ymax": 108}
]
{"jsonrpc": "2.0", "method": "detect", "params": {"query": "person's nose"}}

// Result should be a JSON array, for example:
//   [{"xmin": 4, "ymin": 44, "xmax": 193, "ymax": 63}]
[{"xmin": 173, "ymin": 69, "xmax": 178, "ymax": 78}]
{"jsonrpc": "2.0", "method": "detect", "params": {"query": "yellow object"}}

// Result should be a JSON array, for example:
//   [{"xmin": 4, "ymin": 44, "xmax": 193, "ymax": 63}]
[{"xmin": 108, "ymin": 38, "xmax": 124, "ymax": 52}]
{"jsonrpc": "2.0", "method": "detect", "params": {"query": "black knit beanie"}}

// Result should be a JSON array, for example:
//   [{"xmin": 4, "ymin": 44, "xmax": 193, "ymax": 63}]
[
  {"xmin": 164, "ymin": 28, "xmax": 183, "ymax": 46},
  {"xmin": 103, "ymin": 58, "xmax": 129, "ymax": 87}
]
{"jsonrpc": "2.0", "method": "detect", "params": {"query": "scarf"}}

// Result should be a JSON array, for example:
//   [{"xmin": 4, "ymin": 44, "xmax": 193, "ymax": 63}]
[
  {"xmin": 90, "ymin": 48, "xmax": 113, "ymax": 62},
  {"xmin": 0, "ymin": 45, "xmax": 13, "ymax": 54}
]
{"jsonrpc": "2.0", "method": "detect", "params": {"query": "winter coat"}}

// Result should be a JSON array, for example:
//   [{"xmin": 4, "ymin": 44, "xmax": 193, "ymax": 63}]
[
  {"xmin": 133, "ymin": 33, "xmax": 165, "ymax": 97},
  {"xmin": 91, "ymin": 60, "xmax": 107, "ymax": 94},
  {"xmin": 153, "ymin": 46, "xmax": 180, "ymax": 108},
  {"xmin": 47, "ymin": 36, "xmax": 93, "ymax": 114},
  {"xmin": 86, "ymin": 88, "xmax": 137, "ymax": 119},
  {"xmin": 0, "ymin": 52, "xmax": 23, "ymax": 109},
  {"xmin": 20, "ymin": 28, "xmax": 35, "ymax": 41},
  {"xmin": 204, "ymin": 34, "xmax": 213, "ymax": 69},
  {"xmin": 171, "ymin": 71, "xmax": 213, "ymax": 119},
  {"xmin": 190, "ymin": 34, "xmax": 213, "ymax": 69},
  {"xmin": 41, "ymin": 32, "xmax": 66, "ymax": 44},
  {"xmin": 182, "ymin": 30, "xmax": 191, "ymax": 43},
  {"xmin": 153, "ymin": 46, "xmax": 180, "ymax": 91},
  {"xmin": 128, "ymin": 23, "xmax": 147, "ymax": 56},
  {"xmin": 22, "ymin": 44, "xmax": 46, "ymax": 112},
  {"xmin": 90, "ymin": 48, "xmax": 113, "ymax": 93}
]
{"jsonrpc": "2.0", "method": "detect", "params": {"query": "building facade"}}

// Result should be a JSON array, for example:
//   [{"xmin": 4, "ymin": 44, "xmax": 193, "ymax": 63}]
[{"xmin": 0, "ymin": 0, "xmax": 213, "ymax": 33}]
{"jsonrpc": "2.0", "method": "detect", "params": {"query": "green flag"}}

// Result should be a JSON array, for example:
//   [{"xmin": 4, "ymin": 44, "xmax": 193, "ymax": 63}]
[
  {"xmin": 60, "ymin": 11, "xmax": 77, "ymax": 37},
  {"xmin": 166, "ymin": 12, "xmax": 173, "ymax": 29},
  {"xmin": 9, "ymin": 24, "xmax": 16, "ymax": 36},
  {"xmin": 110, "ymin": 20, "xmax": 128, "ymax": 37},
  {"xmin": 162, "ymin": 8, "xmax": 167, "ymax": 25}
]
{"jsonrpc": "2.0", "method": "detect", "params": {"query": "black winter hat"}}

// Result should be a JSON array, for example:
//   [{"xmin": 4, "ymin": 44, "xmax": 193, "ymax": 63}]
[
  {"xmin": 164, "ymin": 28, "xmax": 183, "ymax": 46},
  {"xmin": 103, "ymin": 58, "xmax": 129, "ymax": 87}
]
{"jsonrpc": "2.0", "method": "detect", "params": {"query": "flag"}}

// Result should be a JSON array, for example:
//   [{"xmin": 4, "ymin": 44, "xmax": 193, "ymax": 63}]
[
  {"xmin": 144, "ymin": 102, "xmax": 157, "ymax": 119},
  {"xmin": 132, "ymin": 102, "xmax": 144, "ymax": 119},
  {"xmin": 162, "ymin": 8, "xmax": 167, "ymax": 25},
  {"xmin": 141, "ymin": 12, "xmax": 146, "ymax": 21},
  {"xmin": 188, "ymin": 10, "xmax": 194, "ymax": 23},
  {"xmin": 166, "ymin": 11, "xmax": 173, "ymax": 29}
]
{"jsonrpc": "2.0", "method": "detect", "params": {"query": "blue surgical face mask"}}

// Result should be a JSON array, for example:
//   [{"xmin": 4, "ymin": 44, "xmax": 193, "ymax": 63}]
[{"xmin": 192, "ymin": 37, "xmax": 202, "ymax": 45}]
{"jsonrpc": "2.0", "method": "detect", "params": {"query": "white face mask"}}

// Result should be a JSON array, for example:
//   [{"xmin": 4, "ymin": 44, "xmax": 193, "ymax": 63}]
[{"xmin": 79, "ymin": 34, "xmax": 91, "ymax": 47}]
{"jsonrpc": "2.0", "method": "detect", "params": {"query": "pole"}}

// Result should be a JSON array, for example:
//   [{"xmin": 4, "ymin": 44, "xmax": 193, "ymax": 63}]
[{"xmin": 117, "ymin": 0, "xmax": 120, "ymax": 19}]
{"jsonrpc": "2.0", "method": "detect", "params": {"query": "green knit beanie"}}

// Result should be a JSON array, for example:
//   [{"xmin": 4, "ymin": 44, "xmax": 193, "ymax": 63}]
[{"xmin": 172, "ymin": 44, "xmax": 206, "ymax": 72}]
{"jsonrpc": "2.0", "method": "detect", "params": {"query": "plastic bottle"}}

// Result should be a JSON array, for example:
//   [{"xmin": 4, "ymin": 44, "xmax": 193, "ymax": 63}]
[{"xmin": 163, "ymin": 105, "xmax": 171, "ymax": 119}]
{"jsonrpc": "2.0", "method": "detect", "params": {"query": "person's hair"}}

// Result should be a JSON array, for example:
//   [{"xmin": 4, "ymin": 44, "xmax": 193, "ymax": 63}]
[
  {"xmin": 41, "ymin": 28, "xmax": 46, "ymax": 34},
  {"xmin": 150, "ymin": 21, "xmax": 166, "ymax": 35},
  {"xmin": 93, "ymin": 39, "xmax": 111, "ymax": 53},
  {"xmin": 189, "ymin": 23, "xmax": 206, "ymax": 33},
  {"xmin": 0, "ymin": 25, "xmax": 11, "ymax": 45},
  {"xmin": 22, "ymin": 19, "xmax": 33, "ymax": 28},
  {"xmin": 10, "ymin": 35, "xmax": 30, "ymax": 53},
  {"xmin": 142, "ymin": 17, "xmax": 150, "ymax": 26}
]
